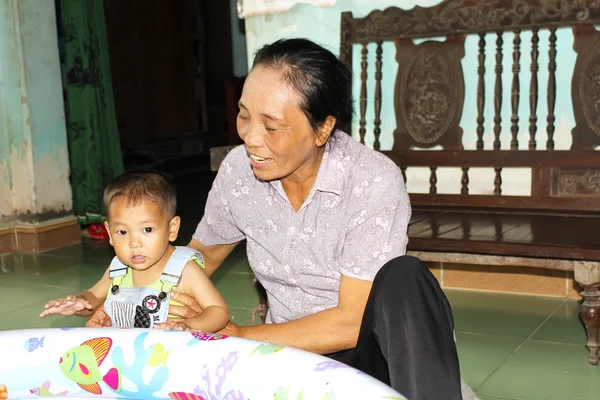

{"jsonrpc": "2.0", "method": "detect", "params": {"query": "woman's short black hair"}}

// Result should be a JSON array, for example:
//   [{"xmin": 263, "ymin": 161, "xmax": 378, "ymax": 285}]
[{"xmin": 252, "ymin": 38, "xmax": 353, "ymax": 133}]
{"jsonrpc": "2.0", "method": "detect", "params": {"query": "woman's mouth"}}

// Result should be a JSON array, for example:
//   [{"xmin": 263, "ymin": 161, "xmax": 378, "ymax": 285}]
[{"xmin": 249, "ymin": 154, "xmax": 272, "ymax": 169}]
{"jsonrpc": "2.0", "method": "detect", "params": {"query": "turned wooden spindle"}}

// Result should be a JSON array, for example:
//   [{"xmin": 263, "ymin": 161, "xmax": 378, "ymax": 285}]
[
  {"xmin": 359, "ymin": 43, "xmax": 368, "ymax": 145},
  {"xmin": 461, "ymin": 167, "xmax": 469, "ymax": 195},
  {"xmin": 547, "ymin": 28, "xmax": 557, "ymax": 151},
  {"xmin": 373, "ymin": 42, "xmax": 383, "ymax": 151},
  {"xmin": 429, "ymin": 167, "xmax": 438, "ymax": 195},
  {"xmin": 511, "ymin": 30, "xmax": 521, "ymax": 150},
  {"xmin": 494, "ymin": 167, "xmax": 503, "ymax": 195},
  {"xmin": 476, "ymin": 33, "xmax": 486, "ymax": 151},
  {"xmin": 529, "ymin": 29, "xmax": 539, "ymax": 150}
]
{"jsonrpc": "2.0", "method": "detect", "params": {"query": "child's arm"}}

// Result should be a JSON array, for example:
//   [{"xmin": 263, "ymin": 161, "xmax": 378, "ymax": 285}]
[
  {"xmin": 40, "ymin": 267, "xmax": 111, "ymax": 318},
  {"xmin": 156, "ymin": 260, "xmax": 230, "ymax": 333}
]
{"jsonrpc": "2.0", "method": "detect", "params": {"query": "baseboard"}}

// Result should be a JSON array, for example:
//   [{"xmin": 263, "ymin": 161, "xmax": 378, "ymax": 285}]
[
  {"xmin": 424, "ymin": 261, "xmax": 582, "ymax": 300},
  {"xmin": 0, "ymin": 226, "xmax": 16, "ymax": 255},
  {"xmin": 0, "ymin": 216, "xmax": 81, "ymax": 255}
]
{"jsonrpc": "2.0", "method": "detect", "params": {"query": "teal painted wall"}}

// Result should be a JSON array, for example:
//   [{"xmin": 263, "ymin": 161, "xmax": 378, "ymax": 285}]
[
  {"xmin": 0, "ymin": 0, "xmax": 35, "ymax": 217},
  {"xmin": 0, "ymin": 0, "xmax": 72, "ymax": 222},
  {"xmin": 231, "ymin": 0, "xmax": 249, "ymax": 77},
  {"xmin": 243, "ymin": 0, "xmax": 578, "ymax": 195}
]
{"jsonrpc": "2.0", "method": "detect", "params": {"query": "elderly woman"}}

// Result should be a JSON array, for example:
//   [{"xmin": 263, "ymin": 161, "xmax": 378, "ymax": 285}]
[{"xmin": 89, "ymin": 38, "xmax": 463, "ymax": 399}]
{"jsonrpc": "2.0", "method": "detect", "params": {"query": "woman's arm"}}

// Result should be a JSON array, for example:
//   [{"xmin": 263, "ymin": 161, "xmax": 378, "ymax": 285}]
[
  {"xmin": 238, "ymin": 275, "xmax": 372, "ymax": 353},
  {"xmin": 172, "ymin": 274, "xmax": 373, "ymax": 354},
  {"xmin": 187, "ymin": 239, "xmax": 240, "ymax": 277}
]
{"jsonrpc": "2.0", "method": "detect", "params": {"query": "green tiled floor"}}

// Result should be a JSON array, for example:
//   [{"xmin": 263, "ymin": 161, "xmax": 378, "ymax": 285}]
[{"xmin": 1, "ymin": 240, "xmax": 599, "ymax": 399}]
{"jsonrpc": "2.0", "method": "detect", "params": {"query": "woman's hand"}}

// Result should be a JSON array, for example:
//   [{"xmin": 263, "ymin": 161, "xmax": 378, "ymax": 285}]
[
  {"xmin": 217, "ymin": 321, "xmax": 242, "ymax": 337},
  {"xmin": 86, "ymin": 306, "xmax": 112, "ymax": 327},
  {"xmin": 167, "ymin": 291, "xmax": 204, "ymax": 319},
  {"xmin": 155, "ymin": 321, "xmax": 192, "ymax": 331},
  {"xmin": 169, "ymin": 292, "xmax": 242, "ymax": 337}
]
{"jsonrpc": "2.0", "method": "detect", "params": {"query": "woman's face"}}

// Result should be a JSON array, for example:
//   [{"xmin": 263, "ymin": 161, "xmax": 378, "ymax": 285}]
[{"xmin": 237, "ymin": 65, "xmax": 328, "ymax": 183}]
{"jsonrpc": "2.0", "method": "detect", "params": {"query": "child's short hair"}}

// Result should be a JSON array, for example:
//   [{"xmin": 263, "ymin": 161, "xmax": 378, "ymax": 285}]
[{"xmin": 103, "ymin": 170, "xmax": 177, "ymax": 219}]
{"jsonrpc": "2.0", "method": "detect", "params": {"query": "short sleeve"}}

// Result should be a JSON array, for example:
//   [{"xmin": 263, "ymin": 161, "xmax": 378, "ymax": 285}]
[
  {"xmin": 193, "ymin": 160, "xmax": 246, "ymax": 246},
  {"xmin": 338, "ymin": 169, "xmax": 411, "ymax": 281}
]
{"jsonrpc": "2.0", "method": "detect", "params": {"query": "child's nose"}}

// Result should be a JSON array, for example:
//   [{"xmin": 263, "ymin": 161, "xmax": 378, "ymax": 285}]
[{"xmin": 129, "ymin": 236, "xmax": 141, "ymax": 248}]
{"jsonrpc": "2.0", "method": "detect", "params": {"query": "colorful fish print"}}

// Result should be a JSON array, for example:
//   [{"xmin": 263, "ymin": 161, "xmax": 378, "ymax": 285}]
[
  {"xmin": 148, "ymin": 343, "xmax": 171, "ymax": 367},
  {"xmin": 0, "ymin": 384, "xmax": 7, "ymax": 399},
  {"xmin": 322, "ymin": 391, "xmax": 335, "ymax": 400},
  {"xmin": 59, "ymin": 337, "xmax": 121, "ymax": 395},
  {"xmin": 169, "ymin": 392, "xmax": 206, "ymax": 400},
  {"xmin": 250, "ymin": 343, "xmax": 284, "ymax": 356},
  {"xmin": 30, "ymin": 380, "xmax": 68, "ymax": 397},
  {"xmin": 25, "ymin": 335, "xmax": 45, "ymax": 352},
  {"xmin": 314, "ymin": 360, "xmax": 352, "ymax": 372},
  {"xmin": 186, "ymin": 332, "xmax": 228, "ymax": 346},
  {"xmin": 273, "ymin": 386, "xmax": 289, "ymax": 400}
]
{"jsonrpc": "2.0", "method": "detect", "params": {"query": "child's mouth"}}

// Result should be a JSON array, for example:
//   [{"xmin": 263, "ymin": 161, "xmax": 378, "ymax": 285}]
[{"xmin": 131, "ymin": 255, "xmax": 145, "ymax": 264}]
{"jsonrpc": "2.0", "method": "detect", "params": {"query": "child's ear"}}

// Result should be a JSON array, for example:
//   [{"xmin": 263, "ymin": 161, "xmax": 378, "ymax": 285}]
[
  {"xmin": 104, "ymin": 221, "xmax": 114, "ymax": 246},
  {"xmin": 168, "ymin": 216, "xmax": 181, "ymax": 242}
]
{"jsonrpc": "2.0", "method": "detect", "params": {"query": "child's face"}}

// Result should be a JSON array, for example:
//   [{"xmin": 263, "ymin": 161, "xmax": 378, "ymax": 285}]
[{"xmin": 104, "ymin": 197, "xmax": 180, "ymax": 271}]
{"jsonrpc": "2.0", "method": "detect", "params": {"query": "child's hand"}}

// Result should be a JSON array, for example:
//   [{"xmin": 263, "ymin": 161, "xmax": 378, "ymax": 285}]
[
  {"xmin": 154, "ymin": 321, "xmax": 192, "ymax": 331},
  {"xmin": 40, "ymin": 295, "xmax": 93, "ymax": 317}
]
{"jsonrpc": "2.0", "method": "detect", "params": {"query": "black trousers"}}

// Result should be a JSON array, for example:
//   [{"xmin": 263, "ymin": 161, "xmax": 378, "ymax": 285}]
[{"xmin": 327, "ymin": 256, "xmax": 462, "ymax": 400}]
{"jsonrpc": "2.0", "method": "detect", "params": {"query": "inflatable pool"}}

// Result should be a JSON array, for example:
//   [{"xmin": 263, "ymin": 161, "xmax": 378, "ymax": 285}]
[{"xmin": 0, "ymin": 328, "xmax": 406, "ymax": 399}]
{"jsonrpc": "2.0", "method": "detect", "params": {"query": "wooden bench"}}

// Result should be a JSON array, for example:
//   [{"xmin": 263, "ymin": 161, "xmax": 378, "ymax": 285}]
[{"xmin": 340, "ymin": 0, "xmax": 600, "ymax": 365}]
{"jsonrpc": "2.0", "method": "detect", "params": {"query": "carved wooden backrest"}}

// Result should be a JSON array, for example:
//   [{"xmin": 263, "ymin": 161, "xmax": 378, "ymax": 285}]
[{"xmin": 340, "ymin": 0, "xmax": 600, "ymax": 214}]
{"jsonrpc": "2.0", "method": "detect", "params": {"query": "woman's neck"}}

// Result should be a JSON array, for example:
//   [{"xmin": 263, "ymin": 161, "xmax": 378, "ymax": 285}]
[{"xmin": 281, "ymin": 147, "xmax": 325, "ymax": 212}]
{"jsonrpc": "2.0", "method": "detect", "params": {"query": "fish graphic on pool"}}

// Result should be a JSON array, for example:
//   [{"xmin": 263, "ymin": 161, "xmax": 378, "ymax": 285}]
[
  {"xmin": 58, "ymin": 337, "xmax": 121, "ymax": 395},
  {"xmin": 251, "ymin": 343, "xmax": 284, "ymax": 356},
  {"xmin": 30, "ymin": 380, "xmax": 68, "ymax": 397},
  {"xmin": 148, "ymin": 343, "xmax": 171, "ymax": 367},
  {"xmin": 24, "ymin": 335, "xmax": 45, "ymax": 352}
]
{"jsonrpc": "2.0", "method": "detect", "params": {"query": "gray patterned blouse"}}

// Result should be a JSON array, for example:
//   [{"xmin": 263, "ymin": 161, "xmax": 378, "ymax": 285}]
[{"xmin": 193, "ymin": 131, "xmax": 411, "ymax": 323}]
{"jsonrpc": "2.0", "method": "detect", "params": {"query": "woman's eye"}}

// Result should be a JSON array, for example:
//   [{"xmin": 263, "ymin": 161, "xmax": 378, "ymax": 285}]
[
  {"xmin": 266, "ymin": 126, "xmax": 278, "ymax": 132},
  {"xmin": 237, "ymin": 113, "xmax": 248, "ymax": 120},
  {"xmin": 144, "ymin": 227, "xmax": 154, "ymax": 233}
]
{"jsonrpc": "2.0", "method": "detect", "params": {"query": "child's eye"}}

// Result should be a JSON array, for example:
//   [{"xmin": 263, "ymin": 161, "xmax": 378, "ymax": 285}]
[
  {"xmin": 144, "ymin": 227, "xmax": 154, "ymax": 233},
  {"xmin": 117, "ymin": 230, "xmax": 127, "ymax": 235}
]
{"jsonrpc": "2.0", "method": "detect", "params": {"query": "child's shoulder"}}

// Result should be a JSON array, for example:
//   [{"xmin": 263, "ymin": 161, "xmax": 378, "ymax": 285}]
[{"xmin": 177, "ymin": 258, "xmax": 208, "ymax": 294}]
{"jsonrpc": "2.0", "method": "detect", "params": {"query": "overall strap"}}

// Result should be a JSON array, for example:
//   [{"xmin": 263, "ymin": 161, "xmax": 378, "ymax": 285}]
[
  {"xmin": 108, "ymin": 256, "xmax": 128, "ymax": 287},
  {"xmin": 160, "ymin": 246, "xmax": 205, "ymax": 292}
]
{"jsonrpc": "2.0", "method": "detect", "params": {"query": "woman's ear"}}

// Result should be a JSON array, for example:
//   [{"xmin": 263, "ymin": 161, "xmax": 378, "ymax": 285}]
[{"xmin": 315, "ymin": 116, "xmax": 337, "ymax": 147}]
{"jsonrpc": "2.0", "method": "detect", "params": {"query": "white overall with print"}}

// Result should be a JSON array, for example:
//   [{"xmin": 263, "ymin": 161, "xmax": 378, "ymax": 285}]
[{"xmin": 103, "ymin": 246, "xmax": 203, "ymax": 329}]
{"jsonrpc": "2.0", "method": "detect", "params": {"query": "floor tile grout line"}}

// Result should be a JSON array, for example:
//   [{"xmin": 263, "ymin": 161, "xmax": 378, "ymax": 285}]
[
  {"xmin": 470, "ymin": 336, "xmax": 529, "ymax": 393},
  {"xmin": 475, "ymin": 393, "xmax": 523, "ymax": 400},
  {"xmin": 524, "ymin": 338, "xmax": 583, "ymax": 347},
  {"xmin": 471, "ymin": 298, "xmax": 567, "ymax": 393},
  {"xmin": 1, "ymin": 280, "xmax": 85, "ymax": 291},
  {"xmin": 523, "ymin": 298, "xmax": 568, "ymax": 341},
  {"xmin": 35, "ymin": 254, "xmax": 112, "ymax": 261}
]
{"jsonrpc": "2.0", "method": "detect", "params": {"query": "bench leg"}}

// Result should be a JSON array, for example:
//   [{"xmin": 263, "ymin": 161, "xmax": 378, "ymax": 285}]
[
  {"xmin": 581, "ymin": 284, "xmax": 600, "ymax": 366},
  {"xmin": 253, "ymin": 277, "xmax": 268, "ymax": 324}
]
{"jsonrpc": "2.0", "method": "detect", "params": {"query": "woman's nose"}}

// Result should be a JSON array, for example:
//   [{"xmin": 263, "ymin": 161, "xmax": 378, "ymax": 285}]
[{"xmin": 243, "ymin": 122, "xmax": 262, "ymax": 148}]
